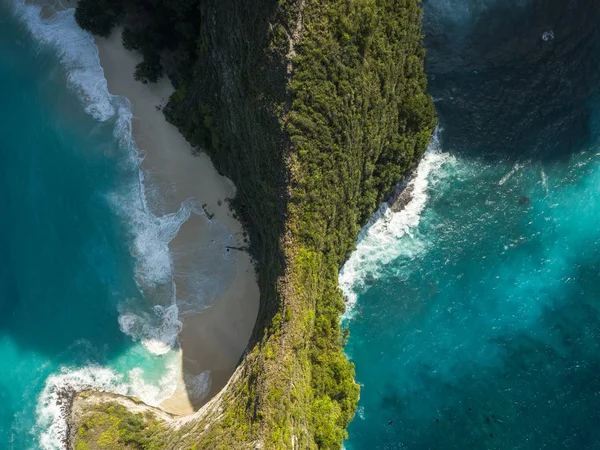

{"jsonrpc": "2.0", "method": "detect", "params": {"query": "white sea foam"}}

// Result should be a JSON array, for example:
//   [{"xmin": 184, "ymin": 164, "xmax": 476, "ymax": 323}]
[
  {"xmin": 541, "ymin": 168, "xmax": 549, "ymax": 196},
  {"xmin": 184, "ymin": 371, "xmax": 212, "ymax": 402},
  {"xmin": 128, "ymin": 358, "xmax": 180, "ymax": 406},
  {"xmin": 498, "ymin": 161, "xmax": 527, "ymax": 185},
  {"xmin": 12, "ymin": 0, "xmax": 195, "ymax": 290},
  {"xmin": 542, "ymin": 30, "xmax": 555, "ymax": 42},
  {"xmin": 36, "ymin": 366, "xmax": 127, "ymax": 450},
  {"xmin": 12, "ymin": 0, "xmax": 199, "ymax": 355},
  {"xmin": 118, "ymin": 303, "xmax": 182, "ymax": 355},
  {"xmin": 118, "ymin": 192, "xmax": 197, "ymax": 289},
  {"xmin": 9, "ymin": 2, "xmax": 203, "ymax": 448},
  {"xmin": 36, "ymin": 355, "xmax": 182, "ymax": 450},
  {"xmin": 12, "ymin": 5, "xmax": 115, "ymax": 122},
  {"xmin": 339, "ymin": 128, "xmax": 451, "ymax": 318}
]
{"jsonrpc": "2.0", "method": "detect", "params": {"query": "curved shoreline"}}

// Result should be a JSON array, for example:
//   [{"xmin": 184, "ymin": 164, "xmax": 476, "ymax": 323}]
[{"xmin": 94, "ymin": 30, "xmax": 259, "ymax": 415}]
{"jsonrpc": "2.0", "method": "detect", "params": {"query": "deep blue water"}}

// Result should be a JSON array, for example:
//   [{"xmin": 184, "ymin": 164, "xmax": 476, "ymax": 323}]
[
  {"xmin": 343, "ymin": 0, "xmax": 600, "ymax": 449},
  {"xmin": 0, "ymin": 5, "xmax": 181, "ymax": 449}
]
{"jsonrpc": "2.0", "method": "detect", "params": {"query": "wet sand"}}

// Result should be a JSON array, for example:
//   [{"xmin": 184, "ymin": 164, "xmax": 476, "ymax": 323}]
[{"xmin": 95, "ymin": 31, "xmax": 259, "ymax": 415}]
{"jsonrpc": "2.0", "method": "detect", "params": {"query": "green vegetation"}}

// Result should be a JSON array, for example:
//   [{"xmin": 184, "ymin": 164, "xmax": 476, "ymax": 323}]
[
  {"xmin": 73, "ymin": 402, "xmax": 167, "ymax": 450},
  {"xmin": 74, "ymin": 0, "xmax": 435, "ymax": 448}
]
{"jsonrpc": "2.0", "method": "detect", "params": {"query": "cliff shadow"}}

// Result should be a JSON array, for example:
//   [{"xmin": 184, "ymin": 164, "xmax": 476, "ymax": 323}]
[{"xmin": 168, "ymin": 0, "xmax": 291, "ymax": 411}]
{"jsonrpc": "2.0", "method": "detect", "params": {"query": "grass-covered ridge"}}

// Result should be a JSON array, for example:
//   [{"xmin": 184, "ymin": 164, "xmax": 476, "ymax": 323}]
[
  {"xmin": 73, "ymin": 0, "xmax": 435, "ymax": 448},
  {"xmin": 73, "ymin": 401, "xmax": 167, "ymax": 450}
]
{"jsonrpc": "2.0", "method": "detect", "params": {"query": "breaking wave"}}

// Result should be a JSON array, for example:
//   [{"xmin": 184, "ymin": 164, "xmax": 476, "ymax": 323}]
[
  {"xmin": 339, "ymin": 128, "xmax": 452, "ymax": 318},
  {"xmin": 9, "ymin": 2, "xmax": 213, "ymax": 448},
  {"xmin": 35, "ymin": 352, "xmax": 182, "ymax": 450},
  {"xmin": 11, "ymin": 1, "xmax": 193, "ymax": 353}
]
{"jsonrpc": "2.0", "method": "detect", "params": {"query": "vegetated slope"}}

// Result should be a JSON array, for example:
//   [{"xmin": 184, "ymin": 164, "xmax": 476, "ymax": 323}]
[{"xmin": 73, "ymin": 0, "xmax": 435, "ymax": 448}]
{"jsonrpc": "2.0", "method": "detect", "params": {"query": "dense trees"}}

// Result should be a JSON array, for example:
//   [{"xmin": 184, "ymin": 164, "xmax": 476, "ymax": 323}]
[
  {"xmin": 74, "ymin": 0, "xmax": 435, "ymax": 448},
  {"xmin": 287, "ymin": 2, "xmax": 434, "ymax": 445},
  {"xmin": 74, "ymin": 0, "xmax": 121, "ymax": 37},
  {"xmin": 76, "ymin": 0, "xmax": 201, "ymax": 84}
]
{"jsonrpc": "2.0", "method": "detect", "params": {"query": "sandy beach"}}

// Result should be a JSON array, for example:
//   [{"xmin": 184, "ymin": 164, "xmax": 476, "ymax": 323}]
[{"xmin": 95, "ymin": 31, "xmax": 259, "ymax": 415}]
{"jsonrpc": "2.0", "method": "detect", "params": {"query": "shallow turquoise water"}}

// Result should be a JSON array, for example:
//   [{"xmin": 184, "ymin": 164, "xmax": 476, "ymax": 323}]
[
  {"xmin": 343, "ymin": 0, "xmax": 600, "ymax": 448},
  {"xmin": 0, "ymin": 5, "xmax": 181, "ymax": 448}
]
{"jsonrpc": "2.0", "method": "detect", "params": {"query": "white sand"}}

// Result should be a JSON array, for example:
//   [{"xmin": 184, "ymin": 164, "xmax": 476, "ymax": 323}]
[{"xmin": 95, "ymin": 31, "xmax": 259, "ymax": 415}]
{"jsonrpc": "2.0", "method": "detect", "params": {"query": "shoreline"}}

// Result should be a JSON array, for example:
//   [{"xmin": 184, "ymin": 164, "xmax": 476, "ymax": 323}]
[{"xmin": 95, "ymin": 31, "xmax": 259, "ymax": 415}]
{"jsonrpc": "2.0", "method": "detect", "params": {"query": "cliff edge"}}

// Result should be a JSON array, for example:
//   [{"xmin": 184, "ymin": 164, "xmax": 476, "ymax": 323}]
[{"xmin": 71, "ymin": 0, "xmax": 435, "ymax": 448}]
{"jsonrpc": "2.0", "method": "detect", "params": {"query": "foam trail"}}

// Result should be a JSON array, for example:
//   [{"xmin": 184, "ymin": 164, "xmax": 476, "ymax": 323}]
[
  {"xmin": 125, "ymin": 195, "xmax": 196, "ymax": 289},
  {"xmin": 36, "ymin": 366, "xmax": 128, "ymax": 450},
  {"xmin": 12, "ymin": 5, "xmax": 115, "ymax": 121},
  {"xmin": 184, "ymin": 371, "xmax": 212, "ymax": 402},
  {"xmin": 541, "ymin": 168, "xmax": 549, "ymax": 196},
  {"xmin": 11, "ymin": 0, "xmax": 197, "ymax": 355},
  {"xmin": 8, "ymin": 2, "xmax": 197, "ymax": 448},
  {"xmin": 36, "ymin": 355, "xmax": 184, "ymax": 450},
  {"xmin": 128, "ymin": 357, "xmax": 180, "ymax": 406},
  {"xmin": 118, "ymin": 303, "xmax": 182, "ymax": 355},
  {"xmin": 339, "ymin": 128, "xmax": 451, "ymax": 318},
  {"xmin": 498, "ymin": 161, "xmax": 526, "ymax": 185},
  {"xmin": 173, "ymin": 220, "xmax": 239, "ymax": 316}
]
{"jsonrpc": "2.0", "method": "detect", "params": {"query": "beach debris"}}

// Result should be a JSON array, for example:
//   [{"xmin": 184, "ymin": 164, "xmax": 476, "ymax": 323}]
[
  {"xmin": 225, "ymin": 245, "xmax": 248, "ymax": 253},
  {"xmin": 201, "ymin": 203, "xmax": 215, "ymax": 220}
]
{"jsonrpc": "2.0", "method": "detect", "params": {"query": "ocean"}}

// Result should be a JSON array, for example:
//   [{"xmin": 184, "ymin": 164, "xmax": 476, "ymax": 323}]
[
  {"xmin": 342, "ymin": 0, "xmax": 600, "ymax": 449},
  {"xmin": 0, "ymin": 2, "xmax": 194, "ymax": 448}
]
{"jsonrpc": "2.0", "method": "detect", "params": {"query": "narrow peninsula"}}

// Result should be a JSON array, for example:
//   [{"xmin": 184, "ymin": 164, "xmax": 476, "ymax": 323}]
[{"xmin": 70, "ymin": 0, "xmax": 436, "ymax": 448}]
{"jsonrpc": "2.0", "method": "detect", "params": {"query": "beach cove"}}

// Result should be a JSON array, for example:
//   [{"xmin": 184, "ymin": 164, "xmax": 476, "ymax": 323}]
[
  {"xmin": 0, "ymin": 1, "xmax": 259, "ymax": 447},
  {"xmin": 4, "ymin": 0, "xmax": 440, "ymax": 446},
  {"xmin": 95, "ymin": 29, "xmax": 260, "ymax": 415}
]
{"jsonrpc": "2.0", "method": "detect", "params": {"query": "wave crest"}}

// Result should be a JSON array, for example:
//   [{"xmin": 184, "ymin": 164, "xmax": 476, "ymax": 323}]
[
  {"xmin": 36, "ymin": 366, "xmax": 127, "ymax": 450},
  {"xmin": 340, "ymin": 128, "xmax": 451, "ymax": 318},
  {"xmin": 8, "ymin": 2, "xmax": 202, "ymax": 448}
]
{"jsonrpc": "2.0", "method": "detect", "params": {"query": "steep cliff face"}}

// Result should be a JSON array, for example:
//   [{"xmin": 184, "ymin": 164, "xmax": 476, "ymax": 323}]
[{"xmin": 72, "ymin": 0, "xmax": 435, "ymax": 448}]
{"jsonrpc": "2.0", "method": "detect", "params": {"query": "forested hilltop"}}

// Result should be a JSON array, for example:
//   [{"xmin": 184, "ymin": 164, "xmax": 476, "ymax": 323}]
[{"xmin": 72, "ymin": 0, "xmax": 435, "ymax": 448}]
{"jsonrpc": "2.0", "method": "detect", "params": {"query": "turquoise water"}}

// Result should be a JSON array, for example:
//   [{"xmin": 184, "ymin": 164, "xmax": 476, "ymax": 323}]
[
  {"xmin": 343, "ymin": 0, "xmax": 600, "ymax": 448},
  {"xmin": 0, "ymin": 4, "xmax": 184, "ymax": 448}
]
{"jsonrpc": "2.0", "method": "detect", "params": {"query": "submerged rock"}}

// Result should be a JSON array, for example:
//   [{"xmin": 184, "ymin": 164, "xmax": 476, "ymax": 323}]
[{"xmin": 518, "ymin": 196, "xmax": 530, "ymax": 205}]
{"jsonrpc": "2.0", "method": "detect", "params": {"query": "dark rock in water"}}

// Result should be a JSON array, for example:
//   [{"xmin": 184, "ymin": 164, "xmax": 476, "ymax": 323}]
[
  {"xmin": 357, "ymin": 170, "xmax": 417, "ymax": 244},
  {"xmin": 518, "ymin": 196, "xmax": 530, "ymax": 205},
  {"xmin": 55, "ymin": 384, "xmax": 81, "ymax": 450},
  {"xmin": 388, "ymin": 172, "xmax": 416, "ymax": 213},
  {"xmin": 388, "ymin": 420, "xmax": 393, "ymax": 425}
]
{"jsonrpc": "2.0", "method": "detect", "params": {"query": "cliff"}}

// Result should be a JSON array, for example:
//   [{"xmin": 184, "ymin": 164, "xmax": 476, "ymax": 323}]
[{"xmin": 71, "ymin": 0, "xmax": 435, "ymax": 448}]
